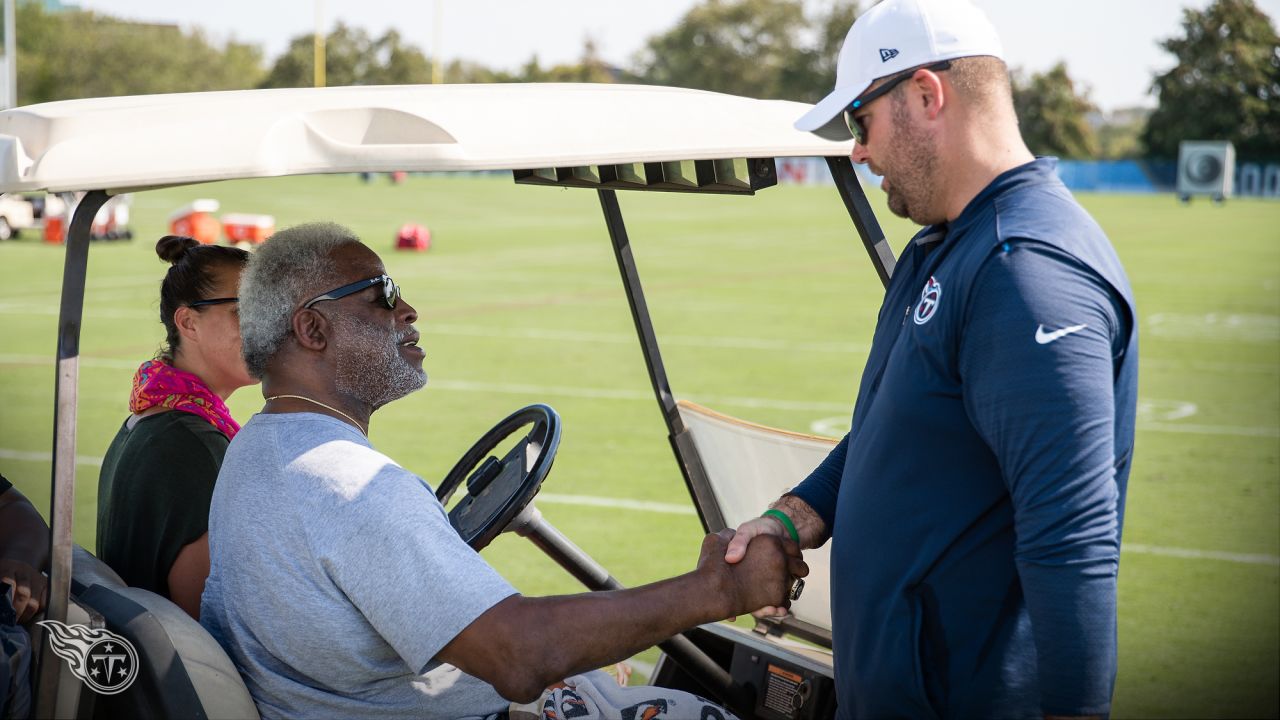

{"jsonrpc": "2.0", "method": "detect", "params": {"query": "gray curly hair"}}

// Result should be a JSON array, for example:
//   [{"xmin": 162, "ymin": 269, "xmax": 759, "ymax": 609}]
[{"xmin": 238, "ymin": 222, "xmax": 363, "ymax": 378}]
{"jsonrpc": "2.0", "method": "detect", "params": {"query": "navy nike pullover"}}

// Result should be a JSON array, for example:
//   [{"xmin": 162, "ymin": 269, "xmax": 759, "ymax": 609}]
[{"xmin": 792, "ymin": 158, "xmax": 1138, "ymax": 718}]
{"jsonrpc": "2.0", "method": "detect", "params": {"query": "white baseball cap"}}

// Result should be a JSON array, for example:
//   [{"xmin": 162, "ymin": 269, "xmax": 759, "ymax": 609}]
[{"xmin": 796, "ymin": 0, "xmax": 1004, "ymax": 139}]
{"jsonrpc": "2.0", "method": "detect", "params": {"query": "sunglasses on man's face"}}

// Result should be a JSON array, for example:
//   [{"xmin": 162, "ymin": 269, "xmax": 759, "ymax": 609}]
[
  {"xmin": 842, "ymin": 60, "xmax": 951, "ymax": 145},
  {"xmin": 302, "ymin": 274, "xmax": 400, "ymax": 311}
]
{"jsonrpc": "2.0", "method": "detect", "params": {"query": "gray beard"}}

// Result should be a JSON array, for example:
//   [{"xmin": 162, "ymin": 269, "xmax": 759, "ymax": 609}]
[{"xmin": 330, "ymin": 312, "xmax": 427, "ymax": 410}]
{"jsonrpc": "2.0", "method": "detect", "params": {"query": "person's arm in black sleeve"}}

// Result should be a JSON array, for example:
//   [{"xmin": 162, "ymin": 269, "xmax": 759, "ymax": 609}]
[
  {"xmin": 158, "ymin": 423, "xmax": 223, "ymax": 619},
  {"xmin": 788, "ymin": 432, "xmax": 847, "ymax": 539},
  {"xmin": 0, "ymin": 474, "xmax": 51, "ymax": 623},
  {"xmin": 959, "ymin": 241, "xmax": 1129, "ymax": 718}
]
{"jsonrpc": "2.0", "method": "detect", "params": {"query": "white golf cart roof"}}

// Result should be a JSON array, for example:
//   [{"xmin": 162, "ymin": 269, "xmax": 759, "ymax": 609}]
[{"xmin": 0, "ymin": 83, "xmax": 851, "ymax": 193}]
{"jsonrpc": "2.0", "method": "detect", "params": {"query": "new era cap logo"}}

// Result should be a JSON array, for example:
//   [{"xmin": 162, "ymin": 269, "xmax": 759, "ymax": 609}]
[{"xmin": 879, "ymin": 48, "xmax": 899, "ymax": 62}]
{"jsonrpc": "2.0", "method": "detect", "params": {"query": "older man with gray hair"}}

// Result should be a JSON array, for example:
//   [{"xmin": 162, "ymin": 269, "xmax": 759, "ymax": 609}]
[{"xmin": 199, "ymin": 222, "xmax": 803, "ymax": 720}]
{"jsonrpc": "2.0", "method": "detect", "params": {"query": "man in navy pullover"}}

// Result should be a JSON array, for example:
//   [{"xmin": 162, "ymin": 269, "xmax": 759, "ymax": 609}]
[{"xmin": 725, "ymin": 1, "xmax": 1138, "ymax": 717}]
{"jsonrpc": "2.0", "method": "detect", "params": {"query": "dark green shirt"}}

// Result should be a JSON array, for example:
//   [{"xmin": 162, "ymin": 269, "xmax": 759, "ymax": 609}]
[{"xmin": 96, "ymin": 411, "xmax": 228, "ymax": 597}]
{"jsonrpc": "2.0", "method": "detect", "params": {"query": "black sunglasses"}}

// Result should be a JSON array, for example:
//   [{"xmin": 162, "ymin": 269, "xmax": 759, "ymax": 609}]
[
  {"xmin": 302, "ymin": 274, "xmax": 400, "ymax": 311},
  {"xmin": 842, "ymin": 60, "xmax": 951, "ymax": 145},
  {"xmin": 188, "ymin": 297, "xmax": 238, "ymax": 308}
]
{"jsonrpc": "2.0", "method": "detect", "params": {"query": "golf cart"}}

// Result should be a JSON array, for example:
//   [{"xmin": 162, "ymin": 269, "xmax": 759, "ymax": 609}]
[
  {"xmin": 0, "ymin": 83, "xmax": 895, "ymax": 719},
  {"xmin": 0, "ymin": 192, "xmax": 36, "ymax": 240}
]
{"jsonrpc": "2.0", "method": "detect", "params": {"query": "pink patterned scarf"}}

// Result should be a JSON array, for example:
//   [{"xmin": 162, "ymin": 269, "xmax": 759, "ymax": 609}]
[{"xmin": 129, "ymin": 359, "xmax": 240, "ymax": 440}]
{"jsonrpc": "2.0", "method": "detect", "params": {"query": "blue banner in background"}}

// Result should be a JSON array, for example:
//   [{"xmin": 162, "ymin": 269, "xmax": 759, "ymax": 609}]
[
  {"xmin": 777, "ymin": 157, "xmax": 1279, "ymax": 199},
  {"xmin": 1054, "ymin": 160, "xmax": 1175, "ymax": 193}
]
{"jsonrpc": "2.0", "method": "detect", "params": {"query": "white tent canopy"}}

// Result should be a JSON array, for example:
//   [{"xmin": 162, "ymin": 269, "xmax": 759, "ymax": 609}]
[{"xmin": 0, "ymin": 83, "xmax": 852, "ymax": 193}]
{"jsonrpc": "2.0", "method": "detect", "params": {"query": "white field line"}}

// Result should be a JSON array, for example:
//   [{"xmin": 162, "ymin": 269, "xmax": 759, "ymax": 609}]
[
  {"xmin": 1142, "ymin": 358, "xmax": 1280, "ymax": 375},
  {"xmin": 1123, "ymin": 543, "xmax": 1280, "ymax": 568},
  {"xmin": 2, "ymin": 306, "xmax": 1275, "ymax": 371},
  {"xmin": 1140, "ymin": 422, "xmax": 1280, "ymax": 439},
  {"xmin": 538, "ymin": 493, "xmax": 696, "ymax": 516},
  {"xmin": 1, "ymin": 355, "xmax": 1275, "ymax": 436},
  {"xmin": 0, "ymin": 354, "xmax": 140, "ymax": 370},
  {"xmin": 0, "ymin": 275, "xmax": 162, "ymax": 294},
  {"xmin": 426, "ymin": 323, "xmax": 870, "ymax": 355},
  {"xmin": 0, "ymin": 303, "xmax": 152, "ymax": 320},
  {"xmin": 2, "ymin": 447, "xmax": 1274, "ymax": 569},
  {"xmin": 429, "ymin": 378, "xmax": 854, "ymax": 413},
  {"xmin": 0, "ymin": 355, "xmax": 853, "ymax": 413},
  {"xmin": 0, "ymin": 309, "xmax": 870, "ymax": 355},
  {"xmin": 539, "ymin": 496, "xmax": 1279, "ymax": 568},
  {"xmin": 0, "ymin": 448, "xmax": 104, "ymax": 466}
]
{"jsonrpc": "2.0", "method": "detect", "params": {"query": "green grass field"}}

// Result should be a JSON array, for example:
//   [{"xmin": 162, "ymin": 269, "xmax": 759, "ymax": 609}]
[{"xmin": 1, "ymin": 174, "xmax": 1277, "ymax": 717}]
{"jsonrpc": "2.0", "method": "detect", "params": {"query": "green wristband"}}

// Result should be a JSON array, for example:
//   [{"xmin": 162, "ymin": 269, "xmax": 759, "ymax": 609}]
[{"xmin": 762, "ymin": 508, "xmax": 800, "ymax": 544}]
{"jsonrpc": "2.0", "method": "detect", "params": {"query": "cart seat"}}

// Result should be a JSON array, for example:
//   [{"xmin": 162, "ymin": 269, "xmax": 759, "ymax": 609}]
[
  {"xmin": 70, "ymin": 546, "xmax": 259, "ymax": 719},
  {"xmin": 676, "ymin": 400, "xmax": 837, "ymax": 638},
  {"xmin": 71, "ymin": 544, "xmax": 125, "ymax": 589}
]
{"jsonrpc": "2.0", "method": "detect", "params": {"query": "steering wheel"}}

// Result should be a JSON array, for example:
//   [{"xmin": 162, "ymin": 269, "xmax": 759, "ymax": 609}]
[
  {"xmin": 436, "ymin": 403, "xmax": 755, "ymax": 713},
  {"xmin": 437, "ymin": 404, "xmax": 561, "ymax": 551}
]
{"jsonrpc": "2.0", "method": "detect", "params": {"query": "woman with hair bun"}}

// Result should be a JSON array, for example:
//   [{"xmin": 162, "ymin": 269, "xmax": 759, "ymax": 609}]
[{"xmin": 96, "ymin": 236, "xmax": 255, "ymax": 619}]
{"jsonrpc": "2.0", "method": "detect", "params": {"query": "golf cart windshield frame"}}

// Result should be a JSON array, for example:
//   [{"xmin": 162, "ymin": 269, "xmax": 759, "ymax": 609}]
[{"xmin": 34, "ymin": 164, "xmax": 889, "ymax": 712}]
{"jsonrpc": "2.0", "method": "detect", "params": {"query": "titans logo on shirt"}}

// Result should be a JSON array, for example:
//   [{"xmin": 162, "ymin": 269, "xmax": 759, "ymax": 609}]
[{"xmin": 914, "ymin": 276, "xmax": 942, "ymax": 325}]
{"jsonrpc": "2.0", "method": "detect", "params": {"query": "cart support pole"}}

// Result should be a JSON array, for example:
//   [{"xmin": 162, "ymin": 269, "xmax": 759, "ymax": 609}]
[
  {"xmin": 826, "ymin": 156, "xmax": 895, "ymax": 288},
  {"xmin": 597, "ymin": 189, "xmax": 725, "ymax": 532},
  {"xmin": 34, "ymin": 190, "xmax": 110, "ymax": 718}
]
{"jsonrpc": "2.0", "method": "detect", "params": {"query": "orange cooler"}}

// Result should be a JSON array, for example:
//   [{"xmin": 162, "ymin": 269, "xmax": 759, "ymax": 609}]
[
  {"xmin": 222, "ymin": 213, "xmax": 275, "ymax": 244},
  {"xmin": 43, "ymin": 215, "xmax": 65, "ymax": 244},
  {"xmin": 169, "ymin": 199, "xmax": 221, "ymax": 244}
]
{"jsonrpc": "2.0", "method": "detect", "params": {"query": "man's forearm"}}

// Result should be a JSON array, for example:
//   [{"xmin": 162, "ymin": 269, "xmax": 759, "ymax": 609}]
[
  {"xmin": 445, "ymin": 570, "xmax": 729, "ymax": 702},
  {"xmin": 443, "ymin": 533, "xmax": 797, "ymax": 703},
  {"xmin": 520, "ymin": 570, "xmax": 728, "ymax": 691},
  {"xmin": 771, "ymin": 494, "xmax": 827, "ymax": 549}
]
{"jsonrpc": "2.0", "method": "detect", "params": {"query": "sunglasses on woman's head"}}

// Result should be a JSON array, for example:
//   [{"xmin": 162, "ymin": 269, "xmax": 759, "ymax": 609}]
[{"xmin": 188, "ymin": 297, "xmax": 238, "ymax": 308}]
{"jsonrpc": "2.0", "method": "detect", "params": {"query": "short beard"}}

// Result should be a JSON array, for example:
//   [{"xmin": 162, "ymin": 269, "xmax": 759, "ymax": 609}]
[
  {"xmin": 329, "ymin": 311, "xmax": 427, "ymax": 410},
  {"xmin": 885, "ymin": 92, "xmax": 941, "ymax": 225}
]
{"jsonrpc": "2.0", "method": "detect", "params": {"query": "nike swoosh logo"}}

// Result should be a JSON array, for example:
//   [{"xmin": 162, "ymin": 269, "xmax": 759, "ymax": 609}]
[{"xmin": 1035, "ymin": 323, "xmax": 1088, "ymax": 344}]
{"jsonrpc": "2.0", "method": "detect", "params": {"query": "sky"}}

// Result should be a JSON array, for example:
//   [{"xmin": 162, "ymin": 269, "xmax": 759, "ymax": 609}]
[{"xmin": 73, "ymin": 0, "xmax": 1280, "ymax": 113}]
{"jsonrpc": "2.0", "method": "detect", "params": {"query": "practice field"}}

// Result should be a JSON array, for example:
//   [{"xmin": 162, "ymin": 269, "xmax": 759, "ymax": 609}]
[{"xmin": 1, "ymin": 174, "xmax": 1276, "ymax": 717}]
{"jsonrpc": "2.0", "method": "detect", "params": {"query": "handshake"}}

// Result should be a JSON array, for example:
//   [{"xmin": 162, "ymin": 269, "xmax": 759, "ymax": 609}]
[{"xmin": 693, "ymin": 516, "xmax": 810, "ymax": 622}]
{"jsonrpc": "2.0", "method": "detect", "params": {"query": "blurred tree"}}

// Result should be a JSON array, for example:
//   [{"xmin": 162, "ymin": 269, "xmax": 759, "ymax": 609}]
[
  {"xmin": 1143, "ymin": 0, "xmax": 1280, "ymax": 159},
  {"xmin": 807, "ymin": 0, "xmax": 861, "ymax": 99},
  {"xmin": 259, "ymin": 23, "xmax": 434, "ymax": 88},
  {"xmin": 546, "ymin": 38, "xmax": 617, "ymax": 83},
  {"xmin": 631, "ymin": 0, "xmax": 859, "ymax": 102},
  {"xmin": 533, "ymin": 38, "xmax": 618, "ymax": 83},
  {"xmin": 15, "ymin": 3, "xmax": 264, "ymax": 105},
  {"xmin": 368, "ymin": 30, "xmax": 434, "ymax": 85},
  {"xmin": 1012, "ymin": 62, "xmax": 1100, "ymax": 159},
  {"xmin": 442, "ymin": 59, "xmax": 508, "ymax": 84},
  {"xmin": 515, "ymin": 55, "xmax": 549, "ymax": 83},
  {"xmin": 1095, "ymin": 108, "xmax": 1149, "ymax": 159}
]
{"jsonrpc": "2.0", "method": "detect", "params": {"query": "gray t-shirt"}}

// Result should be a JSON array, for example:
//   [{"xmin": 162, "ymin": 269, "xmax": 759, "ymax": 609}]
[{"xmin": 200, "ymin": 412, "xmax": 517, "ymax": 720}]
